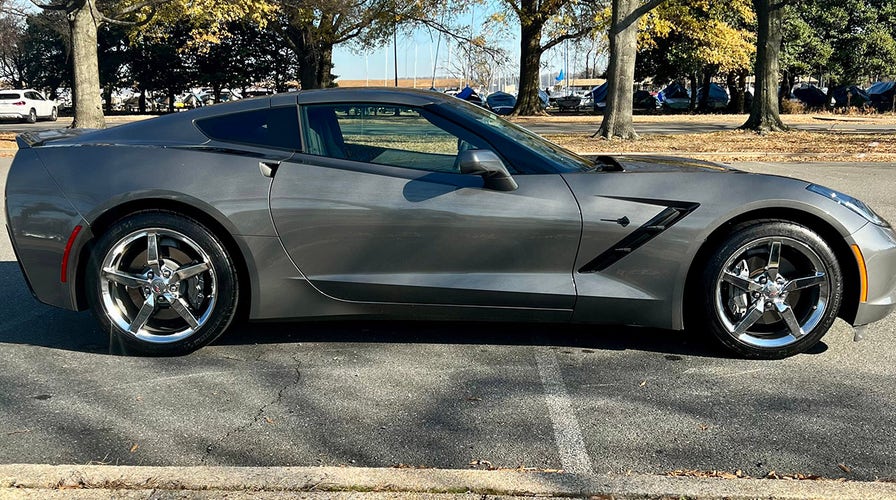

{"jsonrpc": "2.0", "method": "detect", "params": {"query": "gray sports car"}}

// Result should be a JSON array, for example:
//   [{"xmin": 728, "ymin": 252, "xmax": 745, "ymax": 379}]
[{"xmin": 5, "ymin": 88, "xmax": 896, "ymax": 357}]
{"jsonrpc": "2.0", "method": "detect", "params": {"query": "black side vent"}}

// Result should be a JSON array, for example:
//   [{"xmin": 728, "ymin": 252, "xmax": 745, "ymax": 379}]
[{"xmin": 579, "ymin": 200, "xmax": 699, "ymax": 273}]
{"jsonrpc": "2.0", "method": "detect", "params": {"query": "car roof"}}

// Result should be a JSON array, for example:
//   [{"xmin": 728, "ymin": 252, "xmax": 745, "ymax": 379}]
[{"xmin": 296, "ymin": 87, "xmax": 453, "ymax": 107}]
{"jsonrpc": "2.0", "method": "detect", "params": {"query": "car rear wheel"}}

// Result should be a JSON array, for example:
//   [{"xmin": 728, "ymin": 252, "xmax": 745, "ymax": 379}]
[
  {"xmin": 87, "ymin": 211, "xmax": 238, "ymax": 355},
  {"xmin": 699, "ymin": 221, "xmax": 843, "ymax": 359},
  {"xmin": 50, "ymin": 107, "xmax": 58, "ymax": 121},
  {"xmin": 25, "ymin": 108, "xmax": 37, "ymax": 123}
]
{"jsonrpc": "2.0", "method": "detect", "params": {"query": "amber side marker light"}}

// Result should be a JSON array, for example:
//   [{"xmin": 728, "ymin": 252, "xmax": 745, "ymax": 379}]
[
  {"xmin": 61, "ymin": 225, "xmax": 83, "ymax": 283},
  {"xmin": 851, "ymin": 244, "xmax": 868, "ymax": 303}
]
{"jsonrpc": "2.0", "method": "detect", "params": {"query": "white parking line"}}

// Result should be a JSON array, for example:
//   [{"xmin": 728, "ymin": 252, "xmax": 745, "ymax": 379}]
[{"xmin": 534, "ymin": 348, "xmax": 594, "ymax": 475}]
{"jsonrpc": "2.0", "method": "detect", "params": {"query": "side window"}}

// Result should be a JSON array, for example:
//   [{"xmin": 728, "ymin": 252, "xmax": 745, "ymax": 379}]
[
  {"xmin": 195, "ymin": 106, "xmax": 300, "ymax": 151},
  {"xmin": 301, "ymin": 103, "xmax": 495, "ymax": 173}
]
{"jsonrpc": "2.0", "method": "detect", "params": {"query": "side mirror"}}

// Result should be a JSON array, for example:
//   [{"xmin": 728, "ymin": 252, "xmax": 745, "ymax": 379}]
[{"xmin": 458, "ymin": 149, "xmax": 518, "ymax": 192}]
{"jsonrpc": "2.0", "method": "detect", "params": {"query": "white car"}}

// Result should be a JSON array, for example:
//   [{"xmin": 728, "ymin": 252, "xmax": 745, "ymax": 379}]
[{"xmin": 0, "ymin": 89, "xmax": 58, "ymax": 123}]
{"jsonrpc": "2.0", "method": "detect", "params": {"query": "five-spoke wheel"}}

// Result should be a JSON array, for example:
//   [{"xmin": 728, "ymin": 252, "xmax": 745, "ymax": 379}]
[
  {"xmin": 699, "ymin": 221, "xmax": 843, "ymax": 358},
  {"xmin": 88, "ymin": 211, "xmax": 238, "ymax": 355}
]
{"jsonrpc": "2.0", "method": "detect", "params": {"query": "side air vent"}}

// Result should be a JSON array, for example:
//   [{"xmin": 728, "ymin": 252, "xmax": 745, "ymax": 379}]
[{"xmin": 579, "ymin": 199, "xmax": 699, "ymax": 273}]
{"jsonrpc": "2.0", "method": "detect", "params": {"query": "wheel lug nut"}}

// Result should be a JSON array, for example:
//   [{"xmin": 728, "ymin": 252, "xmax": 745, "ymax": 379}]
[
  {"xmin": 759, "ymin": 276, "xmax": 767, "ymax": 284},
  {"xmin": 752, "ymin": 291, "xmax": 760, "ymax": 298},
  {"xmin": 765, "ymin": 301, "xmax": 773, "ymax": 309},
  {"xmin": 143, "ymin": 287, "xmax": 150, "ymax": 294},
  {"xmin": 169, "ymin": 284, "xmax": 178, "ymax": 292},
  {"xmin": 163, "ymin": 270, "xmax": 171, "ymax": 278}
]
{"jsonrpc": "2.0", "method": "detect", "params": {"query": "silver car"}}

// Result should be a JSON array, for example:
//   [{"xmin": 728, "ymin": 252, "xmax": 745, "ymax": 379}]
[{"xmin": 5, "ymin": 88, "xmax": 896, "ymax": 357}]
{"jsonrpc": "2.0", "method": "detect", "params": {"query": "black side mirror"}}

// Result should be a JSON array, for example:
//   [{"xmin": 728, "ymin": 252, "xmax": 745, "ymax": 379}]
[{"xmin": 457, "ymin": 149, "xmax": 518, "ymax": 192}]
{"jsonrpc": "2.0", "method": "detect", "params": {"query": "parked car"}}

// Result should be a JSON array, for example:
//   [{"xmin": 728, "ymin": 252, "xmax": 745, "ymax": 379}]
[
  {"xmin": 7, "ymin": 88, "xmax": 896, "ymax": 358},
  {"xmin": 485, "ymin": 91, "xmax": 516, "ymax": 115},
  {"xmin": 659, "ymin": 82, "xmax": 690, "ymax": 111},
  {"xmin": 696, "ymin": 83, "xmax": 730, "ymax": 110},
  {"xmin": 793, "ymin": 84, "xmax": 829, "ymax": 108},
  {"xmin": 0, "ymin": 89, "xmax": 58, "ymax": 123},
  {"xmin": 866, "ymin": 81, "xmax": 895, "ymax": 112},
  {"xmin": 833, "ymin": 85, "xmax": 871, "ymax": 108}
]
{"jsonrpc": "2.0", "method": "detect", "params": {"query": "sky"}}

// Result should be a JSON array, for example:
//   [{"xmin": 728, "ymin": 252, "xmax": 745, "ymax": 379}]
[{"xmin": 330, "ymin": 11, "xmax": 587, "ymax": 85}]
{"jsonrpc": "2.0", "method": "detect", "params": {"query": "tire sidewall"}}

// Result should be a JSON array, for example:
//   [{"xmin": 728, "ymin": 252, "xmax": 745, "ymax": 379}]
[
  {"xmin": 86, "ymin": 211, "xmax": 238, "ymax": 356},
  {"xmin": 699, "ymin": 221, "xmax": 843, "ymax": 359}
]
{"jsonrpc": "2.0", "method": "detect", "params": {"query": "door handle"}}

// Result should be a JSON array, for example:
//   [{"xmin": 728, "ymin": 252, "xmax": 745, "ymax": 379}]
[{"xmin": 258, "ymin": 161, "xmax": 280, "ymax": 178}]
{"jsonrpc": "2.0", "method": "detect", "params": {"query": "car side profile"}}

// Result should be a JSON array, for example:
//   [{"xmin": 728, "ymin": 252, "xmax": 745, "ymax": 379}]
[
  {"xmin": 5, "ymin": 88, "xmax": 896, "ymax": 358},
  {"xmin": 0, "ymin": 89, "xmax": 58, "ymax": 123}
]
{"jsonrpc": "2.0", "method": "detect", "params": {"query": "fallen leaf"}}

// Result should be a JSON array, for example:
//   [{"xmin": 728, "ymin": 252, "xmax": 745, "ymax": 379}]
[
  {"xmin": 698, "ymin": 424, "xmax": 709, "ymax": 431},
  {"xmin": 263, "ymin": 416, "xmax": 274, "ymax": 424},
  {"xmin": 469, "ymin": 459, "xmax": 493, "ymax": 469},
  {"xmin": 838, "ymin": 463, "xmax": 853, "ymax": 474},
  {"xmin": 129, "ymin": 443, "xmax": 139, "ymax": 453},
  {"xmin": 639, "ymin": 380, "xmax": 647, "ymax": 387},
  {"xmin": 466, "ymin": 397, "xmax": 482, "ymax": 402}
]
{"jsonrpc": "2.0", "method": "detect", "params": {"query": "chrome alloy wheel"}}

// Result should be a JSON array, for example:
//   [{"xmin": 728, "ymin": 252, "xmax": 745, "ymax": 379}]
[
  {"xmin": 99, "ymin": 228, "xmax": 217, "ymax": 343},
  {"xmin": 713, "ymin": 236, "xmax": 830, "ymax": 349}
]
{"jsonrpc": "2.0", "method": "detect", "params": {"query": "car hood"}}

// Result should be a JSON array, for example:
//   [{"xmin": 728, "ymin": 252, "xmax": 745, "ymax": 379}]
[{"xmin": 586, "ymin": 154, "xmax": 739, "ymax": 173}]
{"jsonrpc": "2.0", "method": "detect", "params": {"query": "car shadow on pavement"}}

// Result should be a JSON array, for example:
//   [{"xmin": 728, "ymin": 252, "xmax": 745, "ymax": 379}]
[
  {"xmin": 219, "ymin": 319, "xmax": 741, "ymax": 359},
  {"xmin": 0, "ymin": 262, "xmax": 828, "ymax": 358}
]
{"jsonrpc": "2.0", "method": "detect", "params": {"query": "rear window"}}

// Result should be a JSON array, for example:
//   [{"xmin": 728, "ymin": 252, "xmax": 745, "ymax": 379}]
[
  {"xmin": 195, "ymin": 106, "xmax": 300, "ymax": 151},
  {"xmin": 0, "ymin": 93, "xmax": 22, "ymax": 99}
]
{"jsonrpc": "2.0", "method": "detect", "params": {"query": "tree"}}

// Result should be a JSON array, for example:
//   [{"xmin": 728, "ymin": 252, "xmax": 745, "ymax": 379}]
[
  {"xmin": 503, "ymin": 0, "xmax": 604, "ymax": 115},
  {"xmin": 0, "ymin": 13, "xmax": 27, "ymax": 87},
  {"xmin": 741, "ymin": 0, "xmax": 787, "ymax": 132},
  {"xmin": 635, "ymin": 0, "xmax": 755, "ymax": 112},
  {"xmin": 129, "ymin": 19, "xmax": 193, "ymax": 112},
  {"xmin": 20, "ymin": 11, "xmax": 72, "ymax": 97},
  {"xmin": 31, "ymin": 0, "xmax": 276, "ymax": 128},
  {"xmin": 597, "ymin": 0, "xmax": 666, "ymax": 139},
  {"xmin": 272, "ymin": 0, "xmax": 428, "ymax": 90}
]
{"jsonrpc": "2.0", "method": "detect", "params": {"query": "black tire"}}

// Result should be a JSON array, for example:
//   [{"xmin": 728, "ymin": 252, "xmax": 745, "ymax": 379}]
[
  {"xmin": 25, "ymin": 108, "xmax": 37, "ymax": 124},
  {"xmin": 86, "ymin": 211, "xmax": 238, "ymax": 355},
  {"xmin": 50, "ymin": 107, "xmax": 58, "ymax": 121},
  {"xmin": 697, "ymin": 220, "xmax": 843, "ymax": 359}
]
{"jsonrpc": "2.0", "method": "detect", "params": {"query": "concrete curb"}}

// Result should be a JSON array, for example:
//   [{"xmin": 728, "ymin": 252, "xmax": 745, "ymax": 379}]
[{"xmin": 2, "ymin": 464, "xmax": 896, "ymax": 499}]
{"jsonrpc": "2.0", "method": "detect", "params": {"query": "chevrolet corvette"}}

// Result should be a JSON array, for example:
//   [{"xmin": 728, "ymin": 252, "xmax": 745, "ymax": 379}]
[{"xmin": 5, "ymin": 88, "xmax": 896, "ymax": 357}]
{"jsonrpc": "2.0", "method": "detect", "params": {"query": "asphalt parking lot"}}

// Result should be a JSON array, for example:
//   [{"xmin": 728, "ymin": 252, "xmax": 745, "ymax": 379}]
[{"xmin": 2, "ymin": 156, "xmax": 896, "ymax": 484}]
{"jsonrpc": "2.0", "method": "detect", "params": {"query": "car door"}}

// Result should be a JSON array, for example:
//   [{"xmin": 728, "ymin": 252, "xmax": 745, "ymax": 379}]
[
  {"xmin": 25, "ymin": 92, "xmax": 47, "ymax": 117},
  {"xmin": 269, "ymin": 102, "xmax": 582, "ymax": 311}
]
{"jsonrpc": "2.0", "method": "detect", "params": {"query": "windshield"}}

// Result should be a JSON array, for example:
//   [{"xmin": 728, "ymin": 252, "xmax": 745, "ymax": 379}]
[{"xmin": 446, "ymin": 98, "xmax": 595, "ymax": 173}]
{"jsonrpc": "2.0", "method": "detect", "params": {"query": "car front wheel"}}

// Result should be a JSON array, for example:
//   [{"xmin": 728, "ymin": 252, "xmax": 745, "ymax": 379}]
[
  {"xmin": 699, "ymin": 221, "xmax": 843, "ymax": 359},
  {"xmin": 86, "ymin": 211, "xmax": 239, "ymax": 355},
  {"xmin": 50, "ymin": 107, "xmax": 58, "ymax": 121}
]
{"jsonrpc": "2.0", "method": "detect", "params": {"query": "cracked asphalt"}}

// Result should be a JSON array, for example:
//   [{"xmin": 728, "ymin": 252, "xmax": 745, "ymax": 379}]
[{"xmin": 2, "ymin": 157, "xmax": 896, "ymax": 483}]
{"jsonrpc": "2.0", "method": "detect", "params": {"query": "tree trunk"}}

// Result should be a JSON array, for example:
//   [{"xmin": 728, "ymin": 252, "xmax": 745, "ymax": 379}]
[
  {"xmin": 138, "ymin": 88, "xmax": 146, "ymax": 114},
  {"xmin": 294, "ymin": 25, "xmax": 335, "ymax": 90},
  {"xmin": 598, "ymin": 0, "xmax": 640, "ymax": 139},
  {"xmin": 741, "ymin": 0, "xmax": 787, "ymax": 132},
  {"xmin": 689, "ymin": 71, "xmax": 698, "ymax": 111},
  {"xmin": 511, "ymin": 21, "xmax": 546, "ymax": 116},
  {"xmin": 697, "ymin": 69, "xmax": 712, "ymax": 113},
  {"xmin": 69, "ymin": 1, "xmax": 106, "ymax": 129}
]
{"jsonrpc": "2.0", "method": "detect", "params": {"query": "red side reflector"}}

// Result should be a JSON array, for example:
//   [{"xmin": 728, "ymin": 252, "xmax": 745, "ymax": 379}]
[{"xmin": 61, "ymin": 225, "xmax": 83, "ymax": 283}]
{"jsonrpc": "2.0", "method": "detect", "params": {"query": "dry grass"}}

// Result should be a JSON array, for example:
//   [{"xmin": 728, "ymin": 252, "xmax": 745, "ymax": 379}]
[
  {"xmin": 546, "ymin": 130, "xmax": 896, "ymax": 163},
  {"xmin": 510, "ymin": 112, "xmax": 896, "ymax": 125},
  {"xmin": 0, "ymin": 132, "xmax": 15, "ymax": 157}
]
